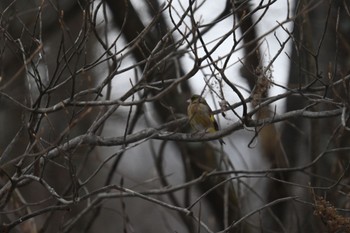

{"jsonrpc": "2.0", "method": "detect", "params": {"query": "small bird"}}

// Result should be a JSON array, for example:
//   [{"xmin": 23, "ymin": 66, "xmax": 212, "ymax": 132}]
[{"xmin": 187, "ymin": 94, "xmax": 225, "ymax": 145}]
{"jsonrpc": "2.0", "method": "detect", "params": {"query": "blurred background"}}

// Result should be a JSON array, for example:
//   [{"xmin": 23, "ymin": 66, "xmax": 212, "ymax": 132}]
[{"xmin": 0, "ymin": 0, "xmax": 350, "ymax": 232}]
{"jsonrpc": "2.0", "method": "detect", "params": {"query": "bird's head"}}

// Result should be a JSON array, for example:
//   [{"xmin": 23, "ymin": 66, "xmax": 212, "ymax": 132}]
[{"xmin": 187, "ymin": 94, "xmax": 205, "ymax": 104}]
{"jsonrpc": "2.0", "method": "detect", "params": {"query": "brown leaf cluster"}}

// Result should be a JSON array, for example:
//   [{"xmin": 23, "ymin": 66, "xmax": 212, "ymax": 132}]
[
  {"xmin": 251, "ymin": 66, "xmax": 273, "ymax": 107},
  {"xmin": 314, "ymin": 195, "xmax": 350, "ymax": 233}
]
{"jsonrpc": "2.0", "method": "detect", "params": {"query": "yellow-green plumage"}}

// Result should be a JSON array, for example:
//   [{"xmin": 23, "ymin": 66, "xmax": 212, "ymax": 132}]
[{"xmin": 187, "ymin": 94, "xmax": 225, "ymax": 145}]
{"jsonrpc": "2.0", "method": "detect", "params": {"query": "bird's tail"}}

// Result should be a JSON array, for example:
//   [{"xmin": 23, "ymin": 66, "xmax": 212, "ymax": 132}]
[{"xmin": 208, "ymin": 127, "xmax": 225, "ymax": 145}]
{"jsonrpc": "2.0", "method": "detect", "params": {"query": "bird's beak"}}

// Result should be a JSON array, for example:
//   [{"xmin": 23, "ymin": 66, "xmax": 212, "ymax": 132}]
[{"xmin": 186, "ymin": 99, "xmax": 190, "ymax": 104}]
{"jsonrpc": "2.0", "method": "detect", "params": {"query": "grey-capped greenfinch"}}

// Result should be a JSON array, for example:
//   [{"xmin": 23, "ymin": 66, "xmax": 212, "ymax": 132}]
[{"xmin": 187, "ymin": 94, "xmax": 225, "ymax": 145}]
